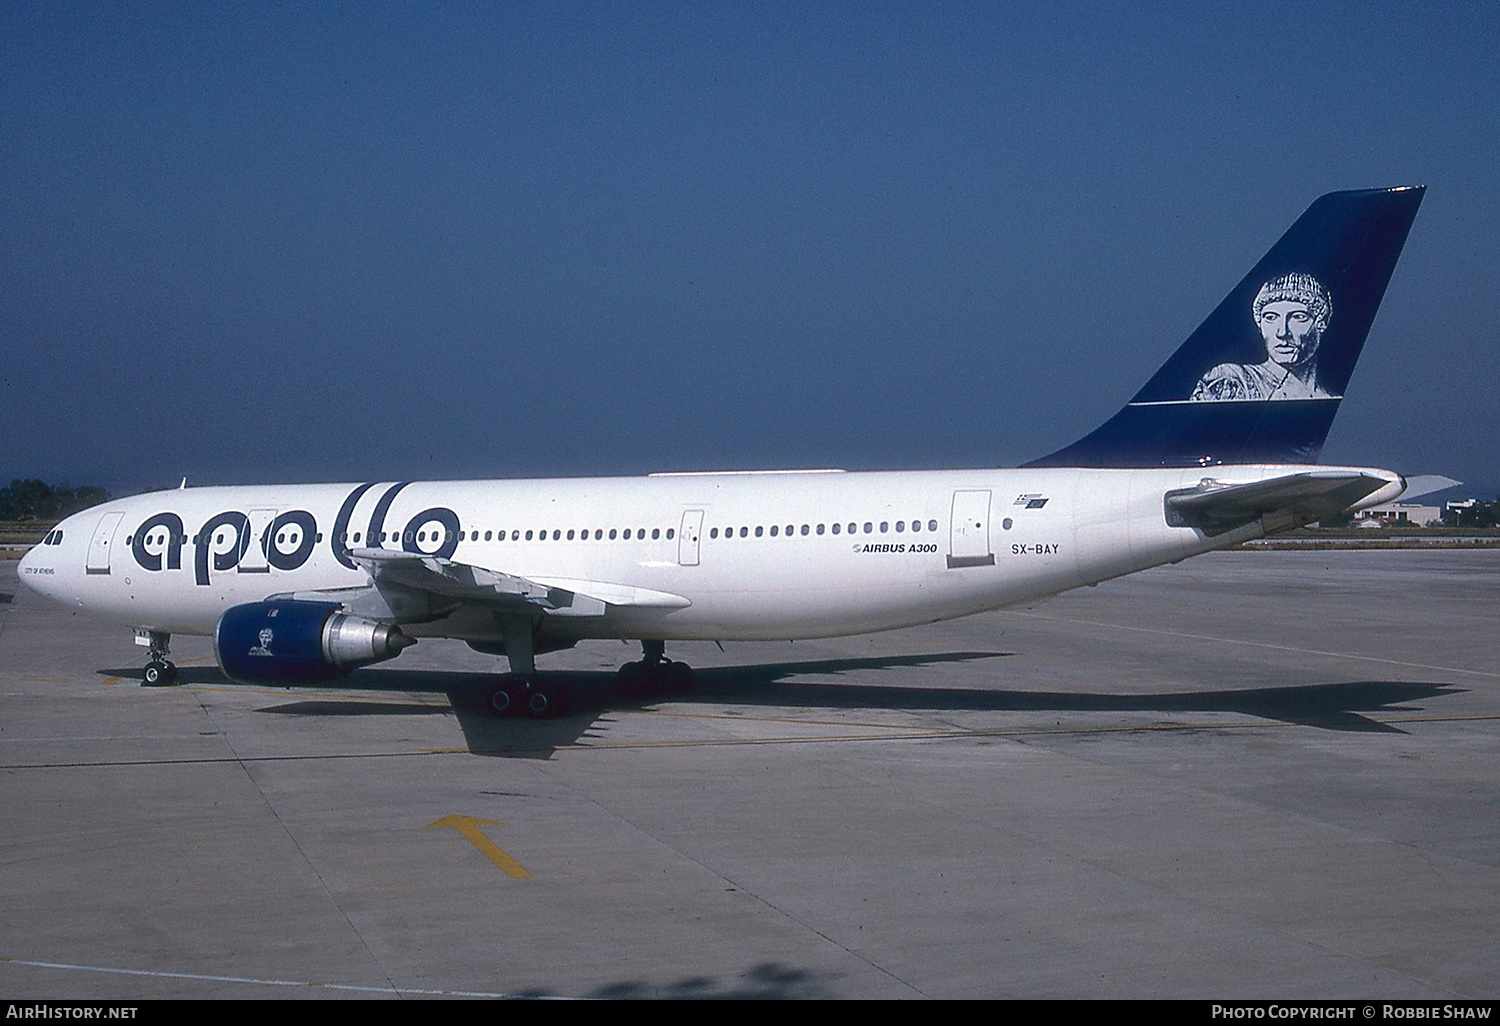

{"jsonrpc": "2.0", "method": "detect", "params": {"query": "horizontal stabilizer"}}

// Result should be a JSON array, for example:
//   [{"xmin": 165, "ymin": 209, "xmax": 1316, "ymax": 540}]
[
  {"xmin": 1397, "ymin": 475, "xmax": 1462, "ymax": 502},
  {"xmin": 1165, "ymin": 471, "xmax": 1399, "ymax": 536}
]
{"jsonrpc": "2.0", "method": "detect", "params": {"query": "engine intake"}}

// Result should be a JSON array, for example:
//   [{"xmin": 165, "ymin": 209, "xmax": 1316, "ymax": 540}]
[{"xmin": 214, "ymin": 600, "xmax": 414, "ymax": 685}]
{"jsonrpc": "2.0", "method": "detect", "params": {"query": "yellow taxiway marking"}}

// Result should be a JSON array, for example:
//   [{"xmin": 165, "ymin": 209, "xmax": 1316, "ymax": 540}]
[{"xmin": 425, "ymin": 815, "xmax": 532, "ymax": 878}]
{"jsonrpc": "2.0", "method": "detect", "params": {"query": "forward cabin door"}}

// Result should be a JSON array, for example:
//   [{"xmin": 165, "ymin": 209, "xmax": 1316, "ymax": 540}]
[
  {"xmin": 947, "ymin": 490, "xmax": 994, "ymax": 568},
  {"xmin": 86, "ymin": 511, "xmax": 125, "ymax": 574},
  {"xmin": 678, "ymin": 509, "xmax": 704, "ymax": 566}
]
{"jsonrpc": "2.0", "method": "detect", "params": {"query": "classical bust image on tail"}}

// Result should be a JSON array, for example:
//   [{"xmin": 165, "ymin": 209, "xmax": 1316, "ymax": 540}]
[{"xmin": 1191, "ymin": 272, "xmax": 1336, "ymax": 402}]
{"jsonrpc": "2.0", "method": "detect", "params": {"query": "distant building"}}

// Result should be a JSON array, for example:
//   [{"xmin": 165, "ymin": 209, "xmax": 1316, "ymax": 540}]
[
  {"xmin": 1442, "ymin": 497, "xmax": 1499, "ymax": 529},
  {"xmin": 1354, "ymin": 502, "xmax": 1442, "ymax": 528}
]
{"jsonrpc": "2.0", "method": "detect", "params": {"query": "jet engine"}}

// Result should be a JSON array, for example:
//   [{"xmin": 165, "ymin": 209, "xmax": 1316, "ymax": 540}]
[{"xmin": 213, "ymin": 600, "xmax": 414, "ymax": 685}]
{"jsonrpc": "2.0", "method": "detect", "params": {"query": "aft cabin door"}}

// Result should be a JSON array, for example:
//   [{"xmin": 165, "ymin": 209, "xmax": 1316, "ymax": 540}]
[
  {"xmin": 678, "ymin": 510, "xmax": 704, "ymax": 566},
  {"xmin": 86, "ymin": 512, "xmax": 125, "ymax": 574},
  {"xmin": 948, "ymin": 490, "xmax": 994, "ymax": 568}
]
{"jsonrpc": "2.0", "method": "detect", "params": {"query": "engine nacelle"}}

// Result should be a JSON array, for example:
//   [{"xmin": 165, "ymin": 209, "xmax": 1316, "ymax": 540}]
[{"xmin": 214, "ymin": 600, "xmax": 414, "ymax": 685}]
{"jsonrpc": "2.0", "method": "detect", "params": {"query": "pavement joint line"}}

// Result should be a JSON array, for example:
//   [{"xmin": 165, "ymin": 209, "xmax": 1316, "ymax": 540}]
[
  {"xmin": 182, "ymin": 686, "xmax": 406, "ymax": 998},
  {"xmin": 646, "ymin": 708, "xmax": 965, "ymax": 732},
  {"xmin": 0, "ymin": 957, "xmax": 555, "ymax": 998},
  {"xmin": 1007, "ymin": 611, "xmax": 1500, "ymax": 679},
  {"xmin": 4, "ymin": 712, "xmax": 1495, "ymax": 769},
  {"xmin": 188, "ymin": 684, "xmax": 452, "ymax": 704}
]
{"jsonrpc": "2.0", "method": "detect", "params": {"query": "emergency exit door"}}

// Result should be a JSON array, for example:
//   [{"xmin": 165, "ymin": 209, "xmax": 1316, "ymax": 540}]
[{"xmin": 678, "ymin": 510, "xmax": 704, "ymax": 566}]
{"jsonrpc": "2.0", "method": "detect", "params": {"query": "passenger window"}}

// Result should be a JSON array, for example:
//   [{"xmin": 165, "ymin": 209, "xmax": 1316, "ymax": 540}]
[
  {"xmin": 567, "ymin": 530, "xmax": 575, "ymax": 540},
  {"xmin": 755, "ymin": 526, "xmax": 764, "ymax": 537},
  {"xmin": 609, "ymin": 529, "xmax": 617, "ymax": 540},
  {"xmin": 769, "ymin": 525, "xmax": 778, "ymax": 537},
  {"xmin": 928, "ymin": 520, "xmax": 938, "ymax": 531},
  {"xmin": 652, "ymin": 528, "xmax": 660, "ymax": 540},
  {"xmin": 863, "ymin": 523, "xmax": 872, "ymax": 534},
  {"xmin": 624, "ymin": 529, "xmax": 632, "ymax": 539},
  {"xmin": 816, "ymin": 524, "xmax": 825, "ymax": 535},
  {"xmin": 525, "ymin": 530, "xmax": 534, "ymax": 540},
  {"xmin": 667, "ymin": 529, "xmax": 675, "ymax": 539},
  {"xmin": 710, "ymin": 528, "xmax": 718, "ymax": 539},
  {"xmin": 831, "ymin": 523, "xmax": 840, "ymax": 535},
  {"xmin": 879, "ymin": 522, "xmax": 888, "ymax": 533}
]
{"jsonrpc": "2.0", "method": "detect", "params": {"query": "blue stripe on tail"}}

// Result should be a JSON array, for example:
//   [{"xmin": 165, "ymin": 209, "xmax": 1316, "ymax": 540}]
[{"xmin": 1027, "ymin": 187, "xmax": 1424, "ymax": 469}]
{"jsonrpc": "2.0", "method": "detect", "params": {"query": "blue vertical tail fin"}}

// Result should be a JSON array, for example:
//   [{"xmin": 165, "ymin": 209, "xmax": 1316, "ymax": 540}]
[{"xmin": 1027, "ymin": 186, "xmax": 1424, "ymax": 468}]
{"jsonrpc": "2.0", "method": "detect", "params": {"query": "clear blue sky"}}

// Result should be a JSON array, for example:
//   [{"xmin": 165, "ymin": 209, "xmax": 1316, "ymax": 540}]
[{"xmin": 3, "ymin": 2, "xmax": 1496, "ymax": 495}]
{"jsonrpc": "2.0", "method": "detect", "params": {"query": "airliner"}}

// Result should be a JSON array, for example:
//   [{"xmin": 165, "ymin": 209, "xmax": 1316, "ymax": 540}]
[{"xmin": 18, "ymin": 187, "xmax": 1429, "ymax": 717}]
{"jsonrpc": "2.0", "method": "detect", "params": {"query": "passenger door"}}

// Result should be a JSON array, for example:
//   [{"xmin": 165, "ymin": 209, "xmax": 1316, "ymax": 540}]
[
  {"xmin": 948, "ymin": 490, "xmax": 994, "ymax": 568},
  {"xmin": 86, "ymin": 512, "xmax": 125, "ymax": 575}
]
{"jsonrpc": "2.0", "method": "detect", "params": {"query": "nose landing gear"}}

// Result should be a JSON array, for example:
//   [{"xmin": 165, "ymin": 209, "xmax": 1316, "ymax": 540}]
[{"xmin": 140, "ymin": 631, "xmax": 178, "ymax": 687}]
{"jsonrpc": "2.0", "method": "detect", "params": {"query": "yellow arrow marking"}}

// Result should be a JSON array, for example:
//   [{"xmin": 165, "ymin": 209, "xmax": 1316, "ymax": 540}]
[{"xmin": 424, "ymin": 815, "xmax": 532, "ymax": 878}]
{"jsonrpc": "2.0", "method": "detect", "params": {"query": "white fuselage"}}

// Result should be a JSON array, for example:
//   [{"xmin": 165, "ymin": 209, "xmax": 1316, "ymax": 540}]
[{"xmin": 17, "ymin": 463, "xmax": 1402, "ymax": 650}]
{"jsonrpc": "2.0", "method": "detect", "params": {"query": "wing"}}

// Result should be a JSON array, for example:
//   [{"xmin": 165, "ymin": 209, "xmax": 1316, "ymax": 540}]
[
  {"xmin": 270, "ymin": 547, "xmax": 689, "ymax": 624},
  {"xmin": 1164, "ymin": 470, "xmax": 1402, "ymax": 536}
]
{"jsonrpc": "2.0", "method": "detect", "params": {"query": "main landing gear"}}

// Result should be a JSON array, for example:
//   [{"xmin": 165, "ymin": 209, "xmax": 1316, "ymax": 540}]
[
  {"xmin": 141, "ymin": 631, "xmax": 178, "ymax": 687},
  {"xmin": 485, "ymin": 614, "xmax": 570, "ymax": 719},
  {"xmin": 487, "ymin": 674, "xmax": 569, "ymax": 719},
  {"xmin": 483, "ymin": 639, "xmax": 697, "ymax": 719},
  {"xmin": 616, "ymin": 640, "xmax": 695, "ymax": 697}
]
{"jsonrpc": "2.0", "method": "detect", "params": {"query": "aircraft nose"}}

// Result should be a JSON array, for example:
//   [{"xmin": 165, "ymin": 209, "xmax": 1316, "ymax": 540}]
[{"xmin": 16, "ymin": 529, "xmax": 58, "ymax": 599}]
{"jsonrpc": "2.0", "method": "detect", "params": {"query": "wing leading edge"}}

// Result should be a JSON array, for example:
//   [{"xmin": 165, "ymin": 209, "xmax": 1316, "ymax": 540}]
[{"xmin": 270, "ymin": 548, "xmax": 690, "ymax": 625}]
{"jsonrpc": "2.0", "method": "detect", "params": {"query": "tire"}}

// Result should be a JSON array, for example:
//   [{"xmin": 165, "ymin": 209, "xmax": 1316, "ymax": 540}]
[
  {"xmin": 527, "ymin": 684, "xmax": 568, "ymax": 719},
  {"xmin": 666, "ymin": 661, "xmax": 696, "ymax": 694},
  {"xmin": 617, "ymin": 661, "xmax": 646, "ymax": 697},
  {"xmin": 142, "ymin": 661, "xmax": 176, "ymax": 687},
  {"xmin": 489, "ymin": 683, "xmax": 516, "ymax": 717}
]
